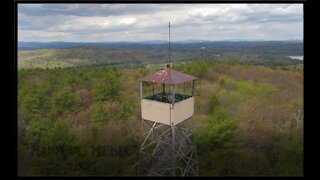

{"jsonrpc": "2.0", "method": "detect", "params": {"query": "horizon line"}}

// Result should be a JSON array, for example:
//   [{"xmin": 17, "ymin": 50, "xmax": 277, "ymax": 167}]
[{"xmin": 18, "ymin": 39, "xmax": 303, "ymax": 43}]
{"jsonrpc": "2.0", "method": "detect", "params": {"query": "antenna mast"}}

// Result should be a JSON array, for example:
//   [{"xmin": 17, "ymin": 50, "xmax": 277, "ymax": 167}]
[{"xmin": 168, "ymin": 22, "xmax": 171, "ymax": 68}]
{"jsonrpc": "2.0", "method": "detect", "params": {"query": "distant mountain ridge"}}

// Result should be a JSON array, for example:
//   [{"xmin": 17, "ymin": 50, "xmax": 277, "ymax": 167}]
[{"xmin": 18, "ymin": 40, "xmax": 303, "ymax": 50}]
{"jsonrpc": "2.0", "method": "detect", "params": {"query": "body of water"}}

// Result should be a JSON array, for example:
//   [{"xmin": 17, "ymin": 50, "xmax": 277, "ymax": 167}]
[{"xmin": 288, "ymin": 56, "xmax": 303, "ymax": 61}]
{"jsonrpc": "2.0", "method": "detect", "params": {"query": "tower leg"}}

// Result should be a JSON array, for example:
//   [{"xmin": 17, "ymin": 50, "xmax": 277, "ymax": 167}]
[{"xmin": 134, "ymin": 119, "xmax": 198, "ymax": 176}]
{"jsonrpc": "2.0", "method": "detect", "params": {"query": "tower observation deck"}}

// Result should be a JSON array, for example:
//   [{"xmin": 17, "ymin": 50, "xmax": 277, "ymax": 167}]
[{"xmin": 139, "ymin": 67, "xmax": 196, "ymax": 126}]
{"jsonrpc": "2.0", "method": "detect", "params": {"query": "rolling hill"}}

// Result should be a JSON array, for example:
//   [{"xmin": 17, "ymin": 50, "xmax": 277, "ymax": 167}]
[{"xmin": 17, "ymin": 41, "xmax": 303, "ymax": 69}]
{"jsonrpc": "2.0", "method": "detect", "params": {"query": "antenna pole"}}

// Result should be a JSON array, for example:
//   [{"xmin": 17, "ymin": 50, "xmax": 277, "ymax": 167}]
[{"xmin": 168, "ymin": 22, "xmax": 171, "ymax": 66}]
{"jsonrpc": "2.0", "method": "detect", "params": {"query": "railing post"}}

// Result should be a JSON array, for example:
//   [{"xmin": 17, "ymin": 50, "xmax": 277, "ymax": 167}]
[
  {"xmin": 162, "ymin": 83, "xmax": 165, "ymax": 94},
  {"xmin": 172, "ymin": 84, "xmax": 176, "ymax": 105},
  {"xmin": 140, "ymin": 81, "xmax": 143, "ymax": 99},
  {"xmin": 192, "ymin": 80, "xmax": 195, "ymax": 96}
]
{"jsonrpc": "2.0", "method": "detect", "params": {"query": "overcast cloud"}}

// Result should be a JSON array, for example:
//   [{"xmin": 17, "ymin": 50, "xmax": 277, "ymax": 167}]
[{"xmin": 18, "ymin": 4, "xmax": 303, "ymax": 42}]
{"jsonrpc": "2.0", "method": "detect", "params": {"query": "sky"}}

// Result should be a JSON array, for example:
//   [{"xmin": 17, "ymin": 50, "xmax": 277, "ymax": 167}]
[{"xmin": 18, "ymin": 4, "xmax": 303, "ymax": 42}]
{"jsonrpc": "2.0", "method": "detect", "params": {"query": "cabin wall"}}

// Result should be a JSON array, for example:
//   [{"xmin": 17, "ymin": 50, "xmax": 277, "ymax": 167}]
[
  {"xmin": 172, "ymin": 97, "xmax": 194, "ymax": 125},
  {"xmin": 141, "ymin": 97, "xmax": 194, "ymax": 126},
  {"xmin": 141, "ymin": 99, "xmax": 171, "ymax": 125}
]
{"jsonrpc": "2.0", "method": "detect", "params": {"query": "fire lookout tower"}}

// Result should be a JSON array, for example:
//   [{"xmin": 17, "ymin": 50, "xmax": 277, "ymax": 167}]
[{"xmin": 135, "ymin": 23, "xmax": 198, "ymax": 176}]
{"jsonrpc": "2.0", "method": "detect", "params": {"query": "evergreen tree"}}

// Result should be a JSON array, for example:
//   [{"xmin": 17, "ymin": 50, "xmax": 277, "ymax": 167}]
[{"xmin": 54, "ymin": 87, "xmax": 76, "ymax": 114}]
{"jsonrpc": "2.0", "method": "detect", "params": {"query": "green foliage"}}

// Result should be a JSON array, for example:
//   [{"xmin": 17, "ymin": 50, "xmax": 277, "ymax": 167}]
[
  {"xmin": 106, "ymin": 75, "xmax": 120, "ymax": 102},
  {"xmin": 201, "ymin": 149, "xmax": 272, "ymax": 176},
  {"xmin": 198, "ymin": 108, "xmax": 240, "ymax": 150},
  {"xmin": 280, "ymin": 138, "xmax": 303, "ymax": 175},
  {"xmin": 91, "ymin": 102, "xmax": 108, "ymax": 123},
  {"xmin": 24, "ymin": 87, "xmax": 51, "ymax": 115},
  {"xmin": 53, "ymin": 87, "xmax": 76, "ymax": 114},
  {"xmin": 208, "ymin": 93, "xmax": 220, "ymax": 114},
  {"xmin": 236, "ymin": 80, "xmax": 257, "ymax": 95},
  {"xmin": 93, "ymin": 74, "xmax": 120, "ymax": 102},
  {"xmin": 26, "ymin": 115, "xmax": 50, "ymax": 143},
  {"xmin": 197, "ymin": 108, "xmax": 243, "ymax": 175},
  {"xmin": 235, "ymin": 80, "xmax": 277, "ymax": 98},
  {"xmin": 35, "ymin": 156, "xmax": 68, "ymax": 175},
  {"xmin": 47, "ymin": 120, "xmax": 77, "ymax": 147},
  {"xmin": 117, "ymin": 98, "xmax": 133, "ymax": 120},
  {"xmin": 92, "ymin": 84, "xmax": 107, "ymax": 102},
  {"xmin": 271, "ymin": 137, "xmax": 303, "ymax": 176}
]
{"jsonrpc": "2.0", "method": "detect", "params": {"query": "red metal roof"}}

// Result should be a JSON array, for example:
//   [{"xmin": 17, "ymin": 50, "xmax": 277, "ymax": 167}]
[{"xmin": 139, "ymin": 68, "xmax": 197, "ymax": 84}]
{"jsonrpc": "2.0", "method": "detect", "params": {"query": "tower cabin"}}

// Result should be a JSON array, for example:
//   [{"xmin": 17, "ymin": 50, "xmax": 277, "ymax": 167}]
[{"xmin": 139, "ymin": 65, "xmax": 196, "ymax": 126}]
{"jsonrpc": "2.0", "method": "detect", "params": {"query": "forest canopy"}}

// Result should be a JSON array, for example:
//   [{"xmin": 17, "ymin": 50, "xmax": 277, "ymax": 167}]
[{"xmin": 18, "ymin": 60, "xmax": 303, "ymax": 176}]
